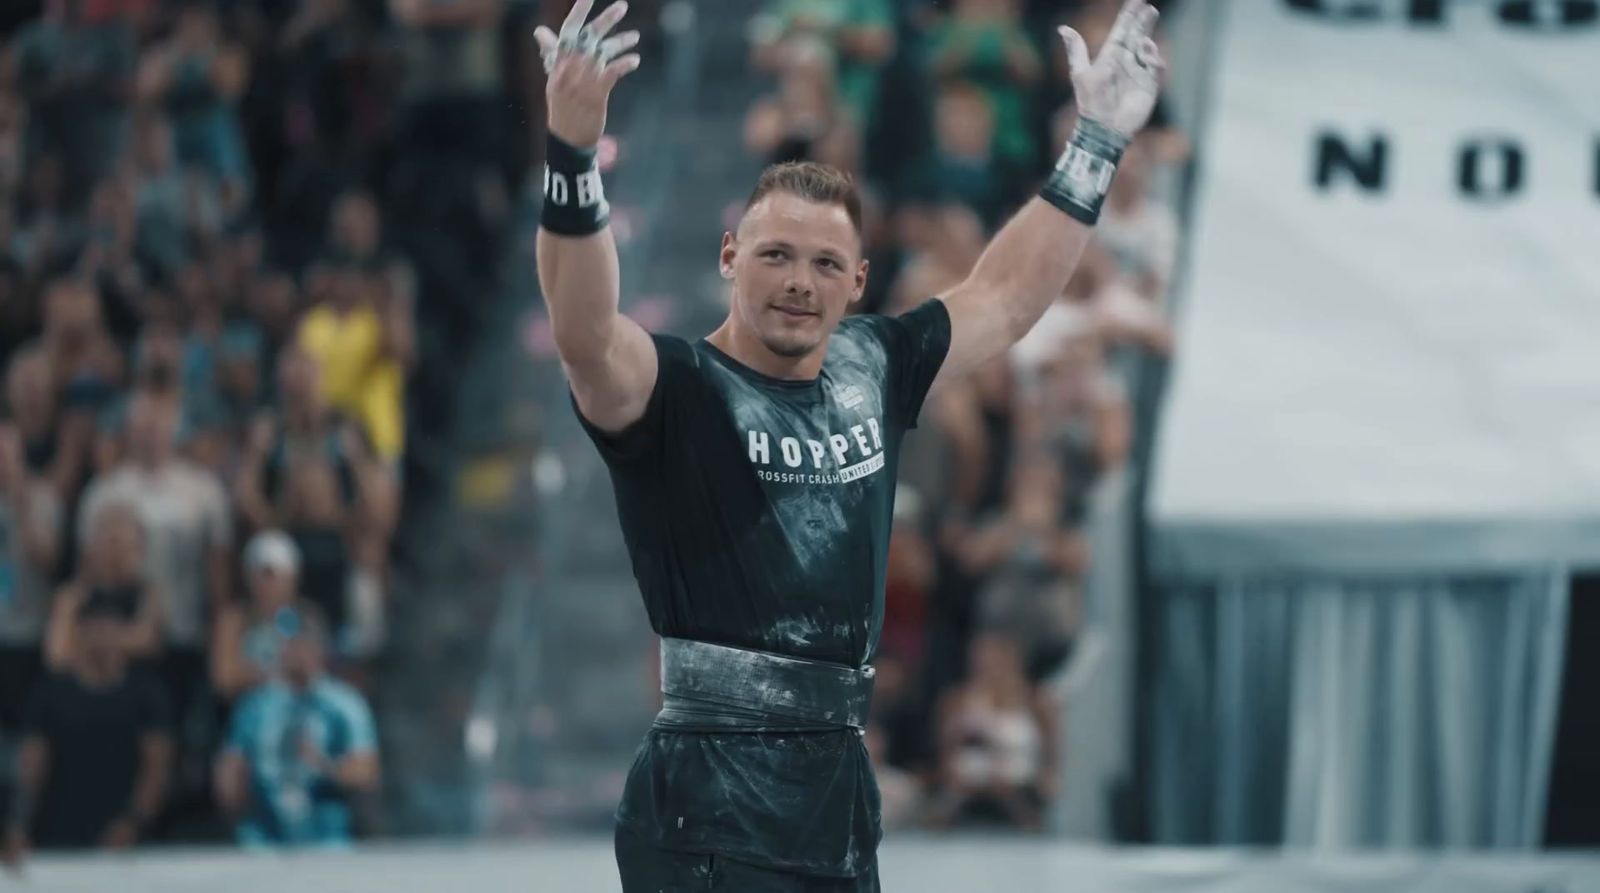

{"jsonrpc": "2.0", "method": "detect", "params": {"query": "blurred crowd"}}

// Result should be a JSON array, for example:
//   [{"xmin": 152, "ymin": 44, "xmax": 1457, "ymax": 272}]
[
  {"xmin": 0, "ymin": 0, "xmax": 548, "ymax": 862},
  {"xmin": 742, "ymin": 0, "xmax": 1185, "ymax": 830},
  {"xmin": 0, "ymin": 0, "xmax": 1190, "ymax": 859}
]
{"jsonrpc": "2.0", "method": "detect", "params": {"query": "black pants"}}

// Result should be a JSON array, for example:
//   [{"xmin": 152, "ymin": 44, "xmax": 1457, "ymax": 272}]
[{"xmin": 614, "ymin": 826, "xmax": 880, "ymax": 893}]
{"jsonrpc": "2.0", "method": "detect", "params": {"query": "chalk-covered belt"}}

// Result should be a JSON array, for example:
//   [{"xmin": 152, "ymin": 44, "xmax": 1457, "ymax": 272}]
[{"xmin": 659, "ymin": 637, "xmax": 875, "ymax": 730}]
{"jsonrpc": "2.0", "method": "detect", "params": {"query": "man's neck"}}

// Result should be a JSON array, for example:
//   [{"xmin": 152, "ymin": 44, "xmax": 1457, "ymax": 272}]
[
  {"xmin": 285, "ymin": 404, "xmax": 325, "ymax": 434},
  {"xmin": 133, "ymin": 454, "xmax": 169, "ymax": 474},
  {"xmin": 705, "ymin": 321, "xmax": 826, "ymax": 381}
]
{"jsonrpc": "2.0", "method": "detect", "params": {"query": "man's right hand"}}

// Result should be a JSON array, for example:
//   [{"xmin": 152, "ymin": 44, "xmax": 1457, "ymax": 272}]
[{"xmin": 534, "ymin": 0, "xmax": 642, "ymax": 148}]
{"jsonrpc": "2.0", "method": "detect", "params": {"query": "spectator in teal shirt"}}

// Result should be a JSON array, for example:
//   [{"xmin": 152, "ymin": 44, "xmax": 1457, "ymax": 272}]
[{"xmin": 214, "ymin": 603, "xmax": 380, "ymax": 848}]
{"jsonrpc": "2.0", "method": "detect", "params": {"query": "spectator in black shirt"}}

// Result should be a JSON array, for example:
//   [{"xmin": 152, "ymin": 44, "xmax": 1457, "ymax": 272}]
[{"xmin": 3, "ymin": 596, "xmax": 172, "ymax": 868}]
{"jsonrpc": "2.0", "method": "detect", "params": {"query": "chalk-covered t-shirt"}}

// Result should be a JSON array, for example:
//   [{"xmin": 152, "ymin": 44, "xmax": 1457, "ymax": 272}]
[{"xmin": 576, "ymin": 299, "xmax": 950, "ymax": 876}]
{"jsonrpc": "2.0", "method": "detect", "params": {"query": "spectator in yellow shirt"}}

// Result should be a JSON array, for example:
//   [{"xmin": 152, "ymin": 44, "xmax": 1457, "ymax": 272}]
[{"xmin": 294, "ymin": 260, "xmax": 413, "ymax": 465}]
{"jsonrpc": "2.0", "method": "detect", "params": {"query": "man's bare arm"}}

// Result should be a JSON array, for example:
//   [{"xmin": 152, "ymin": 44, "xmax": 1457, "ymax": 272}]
[
  {"xmin": 939, "ymin": 201, "xmax": 1096, "ymax": 381},
  {"xmin": 125, "ymin": 732, "xmax": 173, "ymax": 832},
  {"xmin": 327, "ymin": 750, "xmax": 382, "ymax": 794},
  {"xmin": 533, "ymin": 0, "xmax": 652, "ymax": 434},
  {"xmin": 936, "ymin": 0, "xmax": 1164, "ymax": 382},
  {"xmin": 7, "ymin": 737, "xmax": 47, "ymax": 837},
  {"xmin": 537, "ymin": 228, "xmax": 657, "ymax": 433}
]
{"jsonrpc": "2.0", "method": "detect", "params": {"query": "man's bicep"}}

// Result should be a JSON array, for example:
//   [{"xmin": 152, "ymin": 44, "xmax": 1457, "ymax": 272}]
[
  {"xmin": 933, "ymin": 284, "xmax": 1012, "ymax": 385},
  {"xmin": 564, "ymin": 314, "xmax": 659, "ymax": 435}
]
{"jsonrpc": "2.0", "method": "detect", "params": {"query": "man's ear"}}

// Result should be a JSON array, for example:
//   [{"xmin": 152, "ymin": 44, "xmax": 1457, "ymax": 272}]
[
  {"xmin": 719, "ymin": 233, "xmax": 737, "ymax": 280},
  {"xmin": 849, "ymin": 258, "xmax": 870, "ymax": 305}
]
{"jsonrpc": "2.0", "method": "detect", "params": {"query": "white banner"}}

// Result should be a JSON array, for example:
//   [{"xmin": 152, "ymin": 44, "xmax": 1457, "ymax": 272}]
[{"xmin": 1152, "ymin": 0, "xmax": 1600, "ymax": 575}]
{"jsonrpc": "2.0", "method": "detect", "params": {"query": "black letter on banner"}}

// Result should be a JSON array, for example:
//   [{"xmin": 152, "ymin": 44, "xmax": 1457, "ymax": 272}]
[
  {"xmin": 1283, "ymin": 0, "xmax": 1383, "ymax": 19},
  {"xmin": 1407, "ymin": 0, "xmax": 1445, "ymax": 23},
  {"xmin": 1458, "ymin": 139, "xmax": 1524, "ymax": 199},
  {"xmin": 1284, "ymin": 0, "xmax": 1447, "ymax": 19},
  {"xmin": 1314, "ymin": 132, "xmax": 1387, "ymax": 192},
  {"xmin": 1498, "ymin": 0, "xmax": 1598, "ymax": 26}
]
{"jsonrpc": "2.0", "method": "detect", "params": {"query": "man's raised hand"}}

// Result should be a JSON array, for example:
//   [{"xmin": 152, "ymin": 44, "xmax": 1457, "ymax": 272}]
[
  {"xmin": 534, "ymin": 0, "xmax": 642, "ymax": 148},
  {"xmin": 1058, "ymin": 0, "xmax": 1165, "ymax": 140}
]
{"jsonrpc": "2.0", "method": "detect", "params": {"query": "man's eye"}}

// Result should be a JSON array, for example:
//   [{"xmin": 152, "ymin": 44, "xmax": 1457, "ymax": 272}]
[
  {"xmin": 818, "ymin": 258, "xmax": 841, "ymax": 270},
  {"xmin": 763, "ymin": 249, "xmax": 786, "ymax": 260}
]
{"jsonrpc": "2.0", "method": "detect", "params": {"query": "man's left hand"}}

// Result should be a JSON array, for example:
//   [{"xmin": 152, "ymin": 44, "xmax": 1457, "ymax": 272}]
[{"xmin": 1058, "ymin": 0, "xmax": 1166, "ymax": 140}]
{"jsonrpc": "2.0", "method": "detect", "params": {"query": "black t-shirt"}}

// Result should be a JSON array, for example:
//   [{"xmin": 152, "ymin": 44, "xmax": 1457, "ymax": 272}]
[
  {"xmin": 576, "ymin": 300, "xmax": 951, "ymax": 876},
  {"xmin": 22, "ymin": 669, "xmax": 171, "ymax": 849}
]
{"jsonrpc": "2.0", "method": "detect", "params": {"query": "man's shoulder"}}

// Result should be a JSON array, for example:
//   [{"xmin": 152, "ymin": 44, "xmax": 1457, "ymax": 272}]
[
  {"xmin": 313, "ymin": 678, "xmax": 372, "ymax": 716},
  {"xmin": 313, "ymin": 679, "xmax": 377, "ymax": 740},
  {"xmin": 655, "ymin": 331, "xmax": 704, "ymax": 366},
  {"xmin": 80, "ymin": 467, "xmax": 136, "ymax": 503},
  {"xmin": 833, "ymin": 312, "xmax": 896, "ymax": 349},
  {"xmin": 839, "ymin": 300, "xmax": 949, "ymax": 336},
  {"xmin": 831, "ymin": 302, "xmax": 947, "ymax": 359}
]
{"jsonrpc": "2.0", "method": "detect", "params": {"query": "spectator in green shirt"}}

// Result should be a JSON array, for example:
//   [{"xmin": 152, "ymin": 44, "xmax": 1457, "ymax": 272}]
[
  {"xmin": 750, "ymin": 0, "xmax": 896, "ymax": 124},
  {"xmin": 925, "ymin": 0, "xmax": 1043, "ymax": 171}
]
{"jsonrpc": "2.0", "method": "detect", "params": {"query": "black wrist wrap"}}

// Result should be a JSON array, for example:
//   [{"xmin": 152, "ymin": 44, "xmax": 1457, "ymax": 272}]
[{"xmin": 541, "ymin": 134, "xmax": 610, "ymax": 236}]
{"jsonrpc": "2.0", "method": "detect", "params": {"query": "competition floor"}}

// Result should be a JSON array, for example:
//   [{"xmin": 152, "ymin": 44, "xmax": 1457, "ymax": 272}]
[{"xmin": 16, "ymin": 836, "xmax": 1600, "ymax": 893}]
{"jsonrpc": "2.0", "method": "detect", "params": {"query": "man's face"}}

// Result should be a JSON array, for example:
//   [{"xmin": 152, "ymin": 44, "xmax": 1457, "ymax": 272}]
[
  {"xmin": 219, "ymin": 354, "xmax": 259, "ymax": 400},
  {"xmin": 176, "ymin": 263, "xmax": 213, "ymax": 316},
  {"xmin": 282, "ymin": 631, "xmax": 325, "ymax": 683},
  {"xmin": 249, "ymin": 564, "xmax": 297, "ymax": 610},
  {"xmin": 333, "ymin": 194, "xmax": 380, "ymax": 257},
  {"xmin": 249, "ymin": 274, "xmax": 297, "ymax": 334},
  {"xmin": 721, "ymin": 192, "xmax": 867, "ymax": 361},
  {"xmin": 136, "ymin": 323, "xmax": 183, "ymax": 391},
  {"xmin": 44, "ymin": 281, "xmax": 99, "ymax": 347},
  {"xmin": 126, "ymin": 394, "xmax": 178, "ymax": 464},
  {"xmin": 935, "ymin": 89, "xmax": 994, "ymax": 160},
  {"xmin": 277, "ymin": 346, "xmax": 319, "ymax": 408}
]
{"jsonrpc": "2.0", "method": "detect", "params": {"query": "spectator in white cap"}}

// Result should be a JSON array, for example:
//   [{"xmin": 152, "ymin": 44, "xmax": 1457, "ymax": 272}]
[
  {"xmin": 212, "ymin": 602, "xmax": 379, "ymax": 849},
  {"xmin": 209, "ymin": 529, "xmax": 308, "ymax": 702}
]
